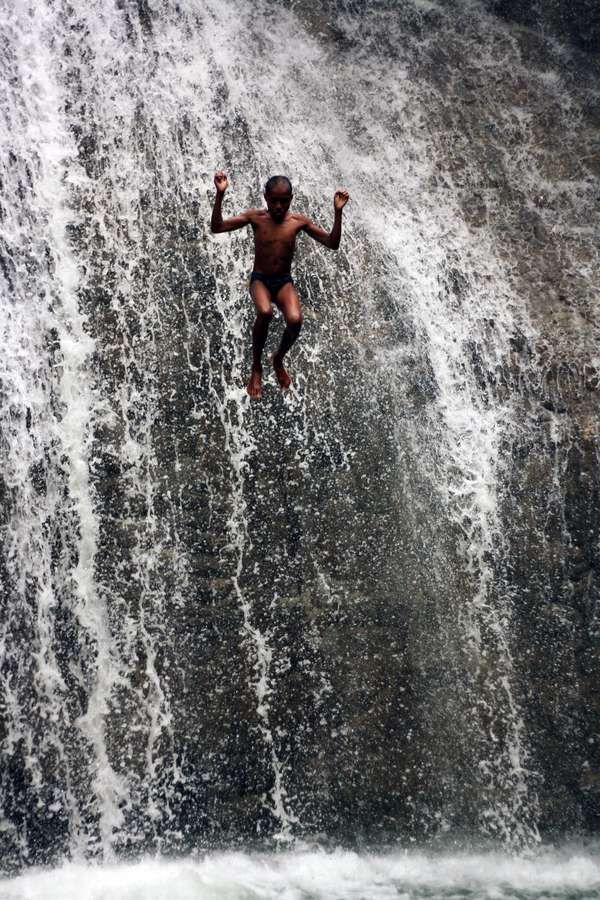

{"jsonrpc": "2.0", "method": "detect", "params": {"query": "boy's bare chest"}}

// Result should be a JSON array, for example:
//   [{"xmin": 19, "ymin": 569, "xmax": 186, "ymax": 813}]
[{"xmin": 252, "ymin": 219, "xmax": 301, "ymax": 248}]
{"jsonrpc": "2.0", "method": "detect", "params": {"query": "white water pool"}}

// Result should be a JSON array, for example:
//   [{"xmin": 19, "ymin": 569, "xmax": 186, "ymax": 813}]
[{"xmin": 2, "ymin": 846, "xmax": 600, "ymax": 900}]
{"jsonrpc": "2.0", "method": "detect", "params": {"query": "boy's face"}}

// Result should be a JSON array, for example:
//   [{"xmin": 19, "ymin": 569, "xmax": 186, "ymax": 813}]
[{"xmin": 265, "ymin": 185, "xmax": 292, "ymax": 222}]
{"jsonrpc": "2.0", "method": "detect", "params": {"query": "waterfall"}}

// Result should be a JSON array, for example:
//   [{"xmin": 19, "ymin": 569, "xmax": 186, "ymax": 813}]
[{"xmin": 1, "ymin": 0, "xmax": 598, "ymax": 872}]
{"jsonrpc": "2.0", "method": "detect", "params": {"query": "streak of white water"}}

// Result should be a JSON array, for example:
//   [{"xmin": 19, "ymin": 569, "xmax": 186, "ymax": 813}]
[
  {"xmin": 0, "ymin": 0, "xmax": 125, "ymax": 858},
  {"xmin": 209, "ymin": 262, "xmax": 297, "ymax": 839}
]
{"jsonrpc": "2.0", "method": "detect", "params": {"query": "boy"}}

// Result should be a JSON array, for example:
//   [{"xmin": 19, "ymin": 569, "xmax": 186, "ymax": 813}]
[{"xmin": 211, "ymin": 172, "xmax": 350, "ymax": 399}]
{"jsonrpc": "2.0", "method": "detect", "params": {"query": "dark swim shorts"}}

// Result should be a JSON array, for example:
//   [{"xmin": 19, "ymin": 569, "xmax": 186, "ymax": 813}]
[{"xmin": 250, "ymin": 271, "xmax": 293, "ymax": 300}]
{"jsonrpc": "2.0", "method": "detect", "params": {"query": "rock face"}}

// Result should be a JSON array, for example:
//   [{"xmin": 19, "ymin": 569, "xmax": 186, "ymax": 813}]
[
  {"xmin": 0, "ymin": 0, "xmax": 598, "ymax": 871},
  {"xmin": 483, "ymin": 0, "xmax": 600, "ymax": 54}
]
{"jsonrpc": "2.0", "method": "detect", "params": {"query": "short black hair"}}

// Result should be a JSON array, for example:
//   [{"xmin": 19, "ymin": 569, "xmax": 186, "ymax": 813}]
[{"xmin": 264, "ymin": 175, "xmax": 292, "ymax": 195}]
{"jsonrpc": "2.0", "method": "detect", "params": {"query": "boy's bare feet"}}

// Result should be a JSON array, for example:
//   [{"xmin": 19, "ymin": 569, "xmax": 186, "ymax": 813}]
[
  {"xmin": 272, "ymin": 352, "xmax": 291, "ymax": 390},
  {"xmin": 247, "ymin": 365, "xmax": 263, "ymax": 399}
]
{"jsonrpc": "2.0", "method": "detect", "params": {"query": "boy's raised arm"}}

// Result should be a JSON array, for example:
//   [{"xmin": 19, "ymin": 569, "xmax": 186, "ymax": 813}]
[
  {"xmin": 301, "ymin": 189, "xmax": 350, "ymax": 250},
  {"xmin": 211, "ymin": 171, "xmax": 253, "ymax": 233}
]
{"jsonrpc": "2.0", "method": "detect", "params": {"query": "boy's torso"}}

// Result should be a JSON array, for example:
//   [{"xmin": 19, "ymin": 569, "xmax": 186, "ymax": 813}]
[{"xmin": 249, "ymin": 209, "xmax": 305, "ymax": 276}]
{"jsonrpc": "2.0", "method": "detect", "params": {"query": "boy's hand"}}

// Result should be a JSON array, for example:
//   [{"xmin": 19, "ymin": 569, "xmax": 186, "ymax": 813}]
[
  {"xmin": 334, "ymin": 188, "xmax": 350, "ymax": 210},
  {"xmin": 214, "ymin": 171, "xmax": 228, "ymax": 193}
]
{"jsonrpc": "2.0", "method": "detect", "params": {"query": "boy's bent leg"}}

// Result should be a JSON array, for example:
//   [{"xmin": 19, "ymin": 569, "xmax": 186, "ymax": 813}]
[
  {"xmin": 248, "ymin": 280, "xmax": 273, "ymax": 399},
  {"xmin": 273, "ymin": 282, "xmax": 303, "ymax": 390}
]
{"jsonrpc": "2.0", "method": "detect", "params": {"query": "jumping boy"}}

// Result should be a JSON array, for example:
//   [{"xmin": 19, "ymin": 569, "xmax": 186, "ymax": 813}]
[{"xmin": 210, "ymin": 172, "xmax": 350, "ymax": 399}]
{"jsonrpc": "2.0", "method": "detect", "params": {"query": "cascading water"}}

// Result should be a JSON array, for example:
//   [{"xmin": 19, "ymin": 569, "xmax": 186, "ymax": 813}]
[{"xmin": 1, "ymin": 0, "xmax": 599, "ymax": 886}]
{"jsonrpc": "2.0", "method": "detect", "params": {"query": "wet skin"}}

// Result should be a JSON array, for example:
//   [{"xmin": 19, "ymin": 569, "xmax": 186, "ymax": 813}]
[{"xmin": 211, "ymin": 173, "xmax": 349, "ymax": 398}]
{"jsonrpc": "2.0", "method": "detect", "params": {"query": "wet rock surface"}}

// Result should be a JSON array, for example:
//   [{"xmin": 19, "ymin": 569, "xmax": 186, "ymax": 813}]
[
  {"xmin": 0, "ymin": 0, "xmax": 599, "ymax": 870},
  {"xmin": 483, "ymin": 0, "xmax": 600, "ymax": 55}
]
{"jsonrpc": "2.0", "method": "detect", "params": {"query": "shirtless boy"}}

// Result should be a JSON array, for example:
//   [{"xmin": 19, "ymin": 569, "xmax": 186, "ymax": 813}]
[{"xmin": 211, "ymin": 172, "xmax": 350, "ymax": 399}]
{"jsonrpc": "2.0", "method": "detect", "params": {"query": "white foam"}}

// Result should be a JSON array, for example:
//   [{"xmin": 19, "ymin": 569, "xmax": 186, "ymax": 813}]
[{"xmin": 3, "ymin": 847, "xmax": 600, "ymax": 900}]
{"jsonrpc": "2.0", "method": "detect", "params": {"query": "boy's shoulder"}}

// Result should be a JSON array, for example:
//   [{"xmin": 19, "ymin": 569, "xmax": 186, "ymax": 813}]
[
  {"xmin": 290, "ymin": 211, "xmax": 311, "ymax": 229},
  {"xmin": 248, "ymin": 210, "xmax": 309, "ymax": 230}
]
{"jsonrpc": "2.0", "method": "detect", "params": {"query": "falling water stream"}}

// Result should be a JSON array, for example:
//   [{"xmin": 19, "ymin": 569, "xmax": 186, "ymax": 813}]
[{"xmin": 1, "ymin": 0, "xmax": 599, "ymax": 894}]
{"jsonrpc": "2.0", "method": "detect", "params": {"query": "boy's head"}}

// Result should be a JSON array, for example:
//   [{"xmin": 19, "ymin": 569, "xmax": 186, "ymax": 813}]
[{"xmin": 264, "ymin": 175, "xmax": 292, "ymax": 222}]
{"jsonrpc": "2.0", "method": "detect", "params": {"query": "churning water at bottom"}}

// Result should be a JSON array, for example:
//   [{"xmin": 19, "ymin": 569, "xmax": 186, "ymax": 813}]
[{"xmin": 2, "ymin": 846, "xmax": 600, "ymax": 900}]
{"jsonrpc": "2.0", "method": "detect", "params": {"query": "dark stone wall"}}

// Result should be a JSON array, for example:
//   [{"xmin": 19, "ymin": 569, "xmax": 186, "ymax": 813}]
[
  {"xmin": 2, "ymin": 0, "xmax": 599, "ymax": 870},
  {"xmin": 409, "ymin": 0, "xmax": 600, "ymax": 834},
  {"xmin": 484, "ymin": 0, "xmax": 600, "ymax": 55}
]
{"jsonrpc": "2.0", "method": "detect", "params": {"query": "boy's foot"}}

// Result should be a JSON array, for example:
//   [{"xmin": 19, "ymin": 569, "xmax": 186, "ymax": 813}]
[
  {"xmin": 272, "ymin": 353, "xmax": 291, "ymax": 390},
  {"xmin": 247, "ymin": 365, "xmax": 263, "ymax": 399}
]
